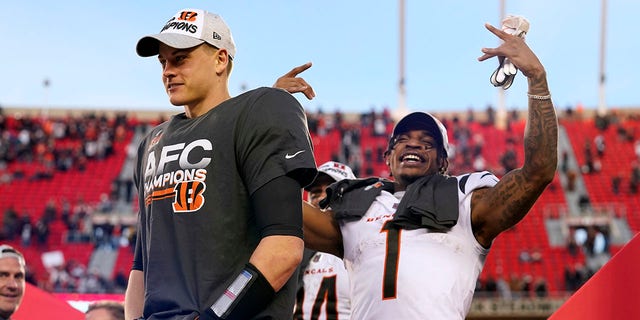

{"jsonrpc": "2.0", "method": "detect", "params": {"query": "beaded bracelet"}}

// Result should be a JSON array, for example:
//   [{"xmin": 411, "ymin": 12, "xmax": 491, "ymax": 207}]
[{"xmin": 527, "ymin": 93, "xmax": 552, "ymax": 100}]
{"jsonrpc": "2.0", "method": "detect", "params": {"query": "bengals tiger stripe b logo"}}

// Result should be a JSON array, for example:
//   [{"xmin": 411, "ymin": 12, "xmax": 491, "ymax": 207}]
[
  {"xmin": 178, "ymin": 11, "xmax": 198, "ymax": 22},
  {"xmin": 172, "ymin": 181, "xmax": 206, "ymax": 212}
]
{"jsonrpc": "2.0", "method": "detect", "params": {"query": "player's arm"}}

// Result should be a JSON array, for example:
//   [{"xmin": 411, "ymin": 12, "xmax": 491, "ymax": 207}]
[
  {"xmin": 204, "ymin": 175, "xmax": 304, "ymax": 320},
  {"xmin": 249, "ymin": 175, "xmax": 305, "ymax": 291},
  {"xmin": 473, "ymin": 23, "xmax": 558, "ymax": 248},
  {"xmin": 302, "ymin": 201, "xmax": 343, "ymax": 257},
  {"xmin": 124, "ymin": 269, "xmax": 144, "ymax": 320},
  {"xmin": 273, "ymin": 62, "xmax": 316, "ymax": 100}
]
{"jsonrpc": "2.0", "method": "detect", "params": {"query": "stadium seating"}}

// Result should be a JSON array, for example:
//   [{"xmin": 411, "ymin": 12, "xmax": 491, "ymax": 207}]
[
  {"xmin": 2, "ymin": 110, "xmax": 639, "ymax": 298},
  {"xmin": 0, "ymin": 115, "xmax": 134, "ymax": 286}
]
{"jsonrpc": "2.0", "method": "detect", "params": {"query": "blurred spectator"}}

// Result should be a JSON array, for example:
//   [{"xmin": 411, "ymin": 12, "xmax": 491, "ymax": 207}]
[
  {"xmin": 583, "ymin": 226, "xmax": 610, "ymax": 273},
  {"xmin": 530, "ymin": 248, "xmax": 543, "ymax": 263},
  {"xmin": 96, "ymin": 193, "xmax": 114, "ymax": 214},
  {"xmin": 473, "ymin": 154, "xmax": 487, "ymax": 172},
  {"xmin": 630, "ymin": 161, "xmax": 640, "ymax": 194},
  {"xmin": 584, "ymin": 226, "xmax": 608, "ymax": 255},
  {"xmin": 373, "ymin": 114, "xmax": 387, "ymax": 137},
  {"xmin": 18, "ymin": 212, "xmax": 33, "ymax": 247},
  {"xmin": 2, "ymin": 206, "xmax": 18, "ymax": 240},
  {"xmin": 594, "ymin": 134, "xmax": 605, "ymax": 157},
  {"xmin": 496, "ymin": 275, "xmax": 511, "ymax": 299},
  {"xmin": 49, "ymin": 265, "xmax": 72, "ymax": 292},
  {"xmin": 79, "ymin": 269, "xmax": 108, "ymax": 293},
  {"xmin": 521, "ymin": 275, "xmax": 533, "ymax": 297},
  {"xmin": 616, "ymin": 124, "xmax": 633, "ymax": 142},
  {"xmin": 564, "ymin": 262, "xmax": 588, "ymax": 291},
  {"xmin": 484, "ymin": 104, "xmax": 495, "ymax": 126},
  {"xmin": 34, "ymin": 216, "xmax": 50, "ymax": 248},
  {"xmin": 113, "ymin": 269, "xmax": 128, "ymax": 293},
  {"xmin": 42, "ymin": 198, "xmax": 58, "ymax": 223},
  {"xmin": 612, "ymin": 173, "xmax": 622, "ymax": 195},
  {"xmin": 574, "ymin": 227, "xmax": 587, "ymax": 246},
  {"xmin": 85, "ymin": 300, "xmax": 124, "ymax": 320},
  {"xmin": 508, "ymin": 273, "xmax": 523, "ymax": 297},
  {"xmin": 60, "ymin": 198, "xmax": 72, "ymax": 226},
  {"xmin": 567, "ymin": 229, "xmax": 580, "ymax": 257},
  {"xmin": 500, "ymin": 145, "xmax": 518, "ymax": 174},
  {"xmin": 582, "ymin": 139, "xmax": 596, "ymax": 174},
  {"xmin": 566, "ymin": 169, "xmax": 577, "ymax": 192},
  {"xmin": 594, "ymin": 114, "xmax": 609, "ymax": 130},
  {"xmin": 484, "ymin": 275, "xmax": 498, "ymax": 296},
  {"xmin": 534, "ymin": 277, "xmax": 549, "ymax": 297},
  {"xmin": 518, "ymin": 248, "xmax": 543, "ymax": 264},
  {"xmin": 578, "ymin": 194, "xmax": 591, "ymax": 212},
  {"xmin": 560, "ymin": 150, "xmax": 569, "ymax": 174}
]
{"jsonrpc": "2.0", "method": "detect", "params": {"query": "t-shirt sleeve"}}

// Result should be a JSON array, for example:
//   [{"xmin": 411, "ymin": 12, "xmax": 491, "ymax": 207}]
[
  {"xmin": 132, "ymin": 223, "xmax": 143, "ymax": 271},
  {"xmin": 458, "ymin": 171, "xmax": 500, "ymax": 195},
  {"xmin": 236, "ymin": 88, "xmax": 318, "ymax": 195},
  {"xmin": 131, "ymin": 135, "xmax": 147, "ymax": 271}
]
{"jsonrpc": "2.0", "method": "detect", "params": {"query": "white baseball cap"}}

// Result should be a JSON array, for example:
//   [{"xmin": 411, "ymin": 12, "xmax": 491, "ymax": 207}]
[
  {"xmin": 136, "ymin": 8, "xmax": 236, "ymax": 59},
  {"xmin": 0, "ymin": 244, "xmax": 25, "ymax": 268},
  {"xmin": 305, "ymin": 161, "xmax": 356, "ymax": 191}
]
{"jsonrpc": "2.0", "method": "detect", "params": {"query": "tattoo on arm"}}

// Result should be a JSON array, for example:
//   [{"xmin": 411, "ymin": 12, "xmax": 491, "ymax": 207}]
[{"xmin": 474, "ymin": 73, "xmax": 557, "ymax": 243}]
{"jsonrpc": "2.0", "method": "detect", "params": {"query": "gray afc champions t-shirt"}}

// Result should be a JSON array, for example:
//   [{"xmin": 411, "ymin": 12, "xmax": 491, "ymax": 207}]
[{"xmin": 133, "ymin": 87, "xmax": 317, "ymax": 319}]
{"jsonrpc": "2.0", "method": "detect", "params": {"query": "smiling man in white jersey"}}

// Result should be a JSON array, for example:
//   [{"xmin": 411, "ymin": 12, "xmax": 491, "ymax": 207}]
[{"xmin": 302, "ymin": 22, "xmax": 558, "ymax": 319}]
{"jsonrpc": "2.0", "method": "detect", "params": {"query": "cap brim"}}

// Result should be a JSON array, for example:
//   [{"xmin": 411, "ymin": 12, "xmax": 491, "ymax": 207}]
[
  {"xmin": 391, "ymin": 112, "xmax": 449, "ymax": 157},
  {"xmin": 393, "ymin": 112, "xmax": 439, "ymax": 137},
  {"xmin": 303, "ymin": 172, "xmax": 335, "ymax": 191},
  {"xmin": 136, "ymin": 33, "xmax": 205, "ymax": 57}
]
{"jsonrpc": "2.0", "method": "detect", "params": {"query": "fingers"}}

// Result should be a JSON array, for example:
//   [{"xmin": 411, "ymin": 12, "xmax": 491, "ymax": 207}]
[
  {"xmin": 294, "ymin": 78, "xmax": 316, "ymax": 100},
  {"xmin": 274, "ymin": 62, "xmax": 315, "ymax": 99},
  {"xmin": 478, "ymin": 22, "xmax": 545, "ymax": 79},
  {"xmin": 477, "ymin": 23, "xmax": 503, "ymax": 61},
  {"xmin": 274, "ymin": 78, "xmax": 316, "ymax": 100},
  {"xmin": 478, "ymin": 21, "xmax": 522, "ymax": 62},
  {"xmin": 283, "ymin": 62, "xmax": 313, "ymax": 78},
  {"xmin": 275, "ymin": 79, "xmax": 306, "ymax": 92},
  {"xmin": 484, "ymin": 23, "xmax": 509, "ymax": 40},
  {"xmin": 478, "ymin": 45, "xmax": 503, "ymax": 62},
  {"xmin": 477, "ymin": 49, "xmax": 495, "ymax": 62},
  {"xmin": 302, "ymin": 83, "xmax": 316, "ymax": 100}
]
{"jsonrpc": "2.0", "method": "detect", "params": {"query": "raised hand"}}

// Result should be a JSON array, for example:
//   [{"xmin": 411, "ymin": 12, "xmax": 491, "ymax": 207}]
[
  {"xmin": 478, "ymin": 23, "xmax": 545, "ymax": 81},
  {"xmin": 489, "ymin": 15, "xmax": 529, "ymax": 90},
  {"xmin": 273, "ymin": 62, "xmax": 316, "ymax": 100}
]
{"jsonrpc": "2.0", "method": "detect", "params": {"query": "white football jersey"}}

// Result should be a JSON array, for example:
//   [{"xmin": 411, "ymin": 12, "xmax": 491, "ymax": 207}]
[
  {"xmin": 297, "ymin": 252, "xmax": 351, "ymax": 319},
  {"xmin": 340, "ymin": 172, "xmax": 498, "ymax": 320}
]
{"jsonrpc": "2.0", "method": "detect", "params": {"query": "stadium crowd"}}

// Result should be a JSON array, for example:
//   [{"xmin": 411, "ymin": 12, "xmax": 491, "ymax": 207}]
[{"xmin": 0, "ymin": 105, "xmax": 639, "ymax": 298}]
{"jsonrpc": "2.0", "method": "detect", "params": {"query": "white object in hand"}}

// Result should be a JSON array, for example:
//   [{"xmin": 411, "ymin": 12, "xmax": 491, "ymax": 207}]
[{"xmin": 490, "ymin": 14, "xmax": 530, "ymax": 89}]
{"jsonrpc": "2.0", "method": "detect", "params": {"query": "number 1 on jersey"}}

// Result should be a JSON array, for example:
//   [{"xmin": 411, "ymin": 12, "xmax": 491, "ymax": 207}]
[{"xmin": 380, "ymin": 221, "xmax": 401, "ymax": 299}]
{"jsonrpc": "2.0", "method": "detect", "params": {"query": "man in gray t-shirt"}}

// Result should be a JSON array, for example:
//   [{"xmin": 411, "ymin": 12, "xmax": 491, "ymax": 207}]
[{"xmin": 126, "ymin": 8, "xmax": 317, "ymax": 320}]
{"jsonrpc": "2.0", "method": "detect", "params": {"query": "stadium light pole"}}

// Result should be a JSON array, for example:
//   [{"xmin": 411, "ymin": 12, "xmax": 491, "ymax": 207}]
[
  {"xmin": 598, "ymin": 0, "xmax": 608, "ymax": 116},
  {"xmin": 394, "ymin": 0, "xmax": 409, "ymax": 122},
  {"xmin": 43, "ymin": 77, "xmax": 51, "ymax": 119},
  {"xmin": 495, "ymin": 0, "xmax": 507, "ymax": 130}
]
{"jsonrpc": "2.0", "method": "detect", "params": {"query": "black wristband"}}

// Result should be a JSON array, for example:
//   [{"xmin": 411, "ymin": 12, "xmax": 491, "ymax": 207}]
[{"xmin": 203, "ymin": 263, "xmax": 276, "ymax": 320}]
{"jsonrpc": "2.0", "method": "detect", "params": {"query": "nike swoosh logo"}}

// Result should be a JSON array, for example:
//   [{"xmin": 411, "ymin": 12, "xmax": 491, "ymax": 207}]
[{"xmin": 285, "ymin": 150, "xmax": 305, "ymax": 159}]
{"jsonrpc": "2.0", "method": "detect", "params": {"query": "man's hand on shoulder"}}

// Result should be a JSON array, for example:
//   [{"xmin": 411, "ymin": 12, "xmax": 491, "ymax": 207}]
[{"xmin": 273, "ymin": 62, "xmax": 316, "ymax": 100}]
